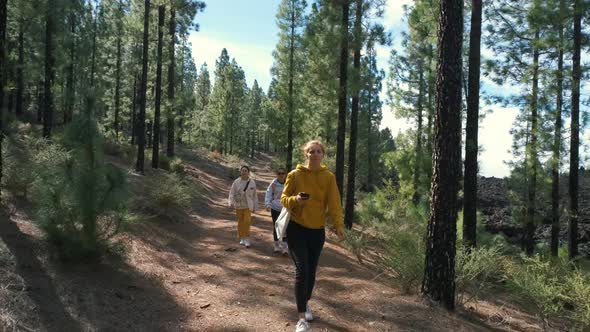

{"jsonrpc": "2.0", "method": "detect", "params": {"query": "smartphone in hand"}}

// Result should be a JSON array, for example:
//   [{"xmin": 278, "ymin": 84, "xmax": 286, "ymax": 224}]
[{"xmin": 299, "ymin": 192, "xmax": 310, "ymax": 200}]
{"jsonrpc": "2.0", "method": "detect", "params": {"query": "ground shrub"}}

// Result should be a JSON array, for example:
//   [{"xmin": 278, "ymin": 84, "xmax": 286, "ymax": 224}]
[
  {"xmin": 32, "ymin": 117, "xmax": 129, "ymax": 261},
  {"xmin": 158, "ymin": 153, "xmax": 171, "ymax": 170},
  {"xmin": 150, "ymin": 174, "xmax": 192, "ymax": 217},
  {"xmin": 170, "ymin": 158, "xmax": 185, "ymax": 176},
  {"xmin": 455, "ymin": 245, "xmax": 507, "ymax": 305}
]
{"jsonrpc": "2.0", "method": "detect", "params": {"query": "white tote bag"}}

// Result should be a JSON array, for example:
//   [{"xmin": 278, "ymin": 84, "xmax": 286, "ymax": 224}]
[{"xmin": 275, "ymin": 207, "xmax": 291, "ymax": 239}]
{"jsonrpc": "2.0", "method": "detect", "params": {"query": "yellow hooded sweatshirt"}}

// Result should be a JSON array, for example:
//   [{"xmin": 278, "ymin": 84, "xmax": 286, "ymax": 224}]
[{"xmin": 280, "ymin": 164, "xmax": 344, "ymax": 231}]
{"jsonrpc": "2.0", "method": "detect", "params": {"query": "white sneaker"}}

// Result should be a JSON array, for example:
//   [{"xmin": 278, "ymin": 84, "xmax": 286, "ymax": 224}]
[
  {"xmin": 273, "ymin": 241, "xmax": 280, "ymax": 253},
  {"xmin": 305, "ymin": 303, "xmax": 313, "ymax": 321},
  {"xmin": 244, "ymin": 238, "xmax": 251, "ymax": 248},
  {"xmin": 281, "ymin": 241, "xmax": 289, "ymax": 255},
  {"xmin": 295, "ymin": 319, "xmax": 310, "ymax": 332},
  {"xmin": 239, "ymin": 239, "xmax": 245, "ymax": 246}
]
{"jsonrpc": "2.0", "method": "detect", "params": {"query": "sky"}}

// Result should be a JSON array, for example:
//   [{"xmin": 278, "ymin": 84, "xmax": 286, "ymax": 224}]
[{"xmin": 188, "ymin": 0, "xmax": 587, "ymax": 178}]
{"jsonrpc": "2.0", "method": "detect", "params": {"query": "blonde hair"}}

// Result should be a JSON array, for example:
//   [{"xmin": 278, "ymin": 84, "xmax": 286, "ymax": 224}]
[{"xmin": 302, "ymin": 140, "xmax": 326, "ymax": 159}]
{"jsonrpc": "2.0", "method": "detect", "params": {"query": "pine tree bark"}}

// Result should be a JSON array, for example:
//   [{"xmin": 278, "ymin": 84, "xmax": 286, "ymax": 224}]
[
  {"xmin": 524, "ymin": 29, "xmax": 540, "ymax": 256},
  {"xmin": 152, "ymin": 6, "xmax": 165, "ymax": 169},
  {"xmin": 367, "ymin": 48, "xmax": 374, "ymax": 190},
  {"xmin": 15, "ymin": 23, "xmax": 24, "ymax": 117},
  {"xmin": 88, "ymin": 5, "xmax": 98, "ymax": 113},
  {"xmin": 463, "ymin": 0, "xmax": 482, "ymax": 249},
  {"xmin": 413, "ymin": 63, "xmax": 424, "ymax": 205},
  {"xmin": 114, "ymin": 1, "xmax": 123, "ymax": 139},
  {"xmin": 551, "ymin": 0, "xmax": 565, "ymax": 257},
  {"xmin": 422, "ymin": 0, "xmax": 463, "ymax": 311},
  {"xmin": 344, "ymin": 0, "xmax": 362, "ymax": 230},
  {"xmin": 166, "ymin": 8, "xmax": 176, "ymax": 157},
  {"xmin": 335, "ymin": 0, "xmax": 349, "ymax": 196},
  {"xmin": 37, "ymin": 80, "xmax": 43, "ymax": 123},
  {"xmin": 43, "ymin": 0, "xmax": 55, "ymax": 138},
  {"xmin": 0, "ymin": 0, "xmax": 7, "ymax": 202},
  {"xmin": 286, "ymin": 4, "xmax": 296, "ymax": 170},
  {"xmin": 65, "ymin": 7, "xmax": 76, "ymax": 124},
  {"xmin": 131, "ymin": 74, "xmax": 137, "ymax": 145},
  {"xmin": 569, "ymin": 0, "xmax": 582, "ymax": 259},
  {"xmin": 136, "ymin": 0, "xmax": 150, "ymax": 173}
]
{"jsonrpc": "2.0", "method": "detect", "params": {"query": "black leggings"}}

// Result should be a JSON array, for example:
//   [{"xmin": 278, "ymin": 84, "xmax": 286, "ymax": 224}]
[
  {"xmin": 271, "ymin": 209, "xmax": 287, "ymax": 242},
  {"xmin": 286, "ymin": 221, "xmax": 325, "ymax": 313}
]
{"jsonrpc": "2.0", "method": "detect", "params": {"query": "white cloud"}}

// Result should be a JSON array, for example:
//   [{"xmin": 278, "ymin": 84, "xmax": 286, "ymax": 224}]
[
  {"xmin": 188, "ymin": 33, "xmax": 274, "ymax": 89},
  {"xmin": 383, "ymin": 0, "xmax": 413, "ymax": 29},
  {"xmin": 479, "ymin": 106, "xmax": 518, "ymax": 177}
]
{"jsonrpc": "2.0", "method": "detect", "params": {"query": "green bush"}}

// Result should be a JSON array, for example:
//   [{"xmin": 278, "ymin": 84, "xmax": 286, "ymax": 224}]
[
  {"xmin": 506, "ymin": 255, "xmax": 570, "ymax": 322},
  {"xmin": 564, "ymin": 270, "xmax": 590, "ymax": 329},
  {"xmin": 170, "ymin": 158, "xmax": 185, "ymax": 176},
  {"xmin": 158, "ymin": 153, "xmax": 171, "ymax": 170},
  {"xmin": 381, "ymin": 222, "xmax": 425, "ymax": 294},
  {"xmin": 2, "ymin": 137, "xmax": 36, "ymax": 199},
  {"xmin": 356, "ymin": 183, "xmax": 427, "ymax": 294},
  {"xmin": 150, "ymin": 175, "xmax": 191, "ymax": 217},
  {"xmin": 455, "ymin": 245, "xmax": 506, "ymax": 305},
  {"xmin": 103, "ymin": 139, "xmax": 135, "ymax": 162},
  {"xmin": 32, "ymin": 117, "xmax": 128, "ymax": 261},
  {"xmin": 343, "ymin": 227, "xmax": 369, "ymax": 263}
]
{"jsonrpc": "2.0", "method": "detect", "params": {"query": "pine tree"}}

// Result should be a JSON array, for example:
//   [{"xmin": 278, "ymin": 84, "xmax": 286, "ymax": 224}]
[
  {"xmin": 0, "ymin": 0, "xmax": 6, "ymax": 202},
  {"xmin": 422, "ymin": 0, "xmax": 463, "ymax": 310},
  {"xmin": 272, "ymin": 0, "xmax": 306, "ymax": 170},
  {"xmin": 166, "ymin": 7, "xmax": 176, "ymax": 157},
  {"xmin": 485, "ymin": 0, "xmax": 547, "ymax": 255},
  {"xmin": 135, "ymin": 0, "xmax": 150, "ymax": 173},
  {"xmin": 43, "ymin": 0, "xmax": 56, "ymax": 138},
  {"xmin": 569, "ymin": 0, "xmax": 583, "ymax": 259},
  {"xmin": 191, "ymin": 62, "xmax": 210, "ymax": 145},
  {"xmin": 550, "ymin": 0, "xmax": 566, "ymax": 257},
  {"xmin": 463, "ymin": 0, "xmax": 483, "ymax": 249},
  {"xmin": 335, "ymin": 0, "xmax": 349, "ymax": 196},
  {"xmin": 152, "ymin": 5, "xmax": 165, "ymax": 169}
]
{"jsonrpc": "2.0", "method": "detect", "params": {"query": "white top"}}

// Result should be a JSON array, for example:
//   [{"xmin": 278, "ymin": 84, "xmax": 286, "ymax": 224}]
[{"xmin": 228, "ymin": 178, "xmax": 258, "ymax": 211}]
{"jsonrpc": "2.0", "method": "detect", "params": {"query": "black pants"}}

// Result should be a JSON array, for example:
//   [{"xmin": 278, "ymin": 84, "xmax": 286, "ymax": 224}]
[
  {"xmin": 286, "ymin": 221, "xmax": 325, "ymax": 313},
  {"xmin": 271, "ymin": 209, "xmax": 287, "ymax": 242}
]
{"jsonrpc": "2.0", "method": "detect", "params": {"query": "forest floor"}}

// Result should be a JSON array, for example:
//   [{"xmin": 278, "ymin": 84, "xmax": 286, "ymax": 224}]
[{"xmin": 0, "ymin": 146, "xmax": 563, "ymax": 331}]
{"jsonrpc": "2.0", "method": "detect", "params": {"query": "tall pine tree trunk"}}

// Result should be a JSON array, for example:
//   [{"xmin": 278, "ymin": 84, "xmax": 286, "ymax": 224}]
[
  {"xmin": 0, "ymin": 0, "xmax": 6, "ymax": 202},
  {"xmin": 177, "ymin": 42, "xmax": 185, "ymax": 145},
  {"xmin": 367, "ymin": 48, "xmax": 374, "ymax": 190},
  {"xmin": 463, "ymin": 0, "xmax": 482, "ymax": 249},
  {"xmin": 88, "ymin": 4, "xmax": 98, "ymax": 113},
  {"xmin": 524, "ymin": 29, "xmax": 540, "ymax": 256},
  {"xmin": 569, "ymin": 0, "xmax": 582, "ymax": 259},
  {"xmin": 427, "ymin": 45, "xmax": 434, "ymax": 159},
  {"xmin": 131, "ymin": 74, "xmax": 137, "ymax": 144},
  {"xmin": 551, "ymin": 0, "xmax": 565, "ymax": 257},
  {"xmin": 15, "ymin": 22, "xmax": 24, "ymax": 117},
  {"xmin": 422, "ymin": 0, "xmax": 463, "ymax": 311},
  {"xmin": 166, "ymin": 8, "xmax": 176, "ymax": 157},
  {"xmin": 344, "ymin": 0, "xmax": 362, "ymax": 230},
  {"xmin": 43, "ymin": 0, "xmax": 55, "ymax": 138},
  {"xmin": 335, "ymin": 0, "xmax": 349, "ymax": 196},
  {"xmin": 152, "ymin": 6, "xmax": 165, "ymax": 169},
  {"xmin": 286, "ymin": 5, "xmax": 295, "ymax": 170},
  {"xmin": 136, "ymin": 0, "xmax": 150, "ymax": 173},
  {"xmin": 65, "ymin": 8, "xmax": 75, "ymax": 124},
  {"xmin": 114, "ymin": 1, "xmax": 123, "ymax": 140},
  {"xmin": 37, "ymin": 80, "xmax": 43, "ymax": 123},
  {"xmin": 413, "ymin": 63, "xmax": 424, "ymax": 205}
]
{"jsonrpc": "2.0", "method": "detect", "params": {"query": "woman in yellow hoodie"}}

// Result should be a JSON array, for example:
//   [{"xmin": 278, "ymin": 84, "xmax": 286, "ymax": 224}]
[{"xmin": 281, "ymin": 140, "xmax": 344, "ymax": 332}]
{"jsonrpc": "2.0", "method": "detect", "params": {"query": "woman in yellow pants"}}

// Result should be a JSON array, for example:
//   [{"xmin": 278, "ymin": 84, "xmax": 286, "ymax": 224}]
[{"xmin": 228, "ymin": 166, "xmax": 258, "ymax": 247}]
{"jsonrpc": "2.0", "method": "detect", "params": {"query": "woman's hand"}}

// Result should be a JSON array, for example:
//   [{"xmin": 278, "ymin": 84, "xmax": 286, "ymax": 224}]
[{"xmin": 296, "ymin": 193, "xmax": 308, "ymax": 206}]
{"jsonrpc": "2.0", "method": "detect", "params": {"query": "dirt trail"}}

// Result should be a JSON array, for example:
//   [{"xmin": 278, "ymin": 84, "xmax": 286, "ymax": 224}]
[{"xmin": 0, "ymin": 149, "xmax": 551, "ymax": 331}]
